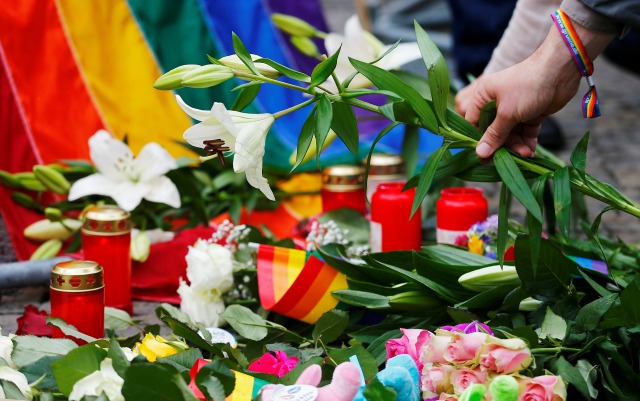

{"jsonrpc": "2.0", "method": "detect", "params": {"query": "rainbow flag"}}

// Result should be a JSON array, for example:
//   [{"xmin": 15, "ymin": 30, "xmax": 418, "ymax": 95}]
[
  {"xmin": 189, "ymin": 358, "xmax": 270, "ymax": 401},
  {"xmin": 256, "ymin": 244, "xmax": 347, "ymax": 323}
]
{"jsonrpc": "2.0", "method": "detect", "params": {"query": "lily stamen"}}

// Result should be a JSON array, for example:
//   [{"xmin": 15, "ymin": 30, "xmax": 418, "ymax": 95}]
[{"xmin": 203, "ymin": 139, "xmax": 230, "ymax": 166}]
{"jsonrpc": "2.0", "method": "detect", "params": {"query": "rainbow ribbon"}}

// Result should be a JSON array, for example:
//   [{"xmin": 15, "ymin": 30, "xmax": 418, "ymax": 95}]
[
  {"xmin": 256, "ymin": 244, "xmax": 347, "ymax": 324},
  {"xmin": 551, "ymin": 9, "xmax": 601, "ymax": 118}
]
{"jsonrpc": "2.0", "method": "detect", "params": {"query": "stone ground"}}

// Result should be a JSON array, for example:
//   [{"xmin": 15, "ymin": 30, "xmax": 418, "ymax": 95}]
[{"xmin": 2, "ymin": 1, "xmax": 640, "ymax": 334}]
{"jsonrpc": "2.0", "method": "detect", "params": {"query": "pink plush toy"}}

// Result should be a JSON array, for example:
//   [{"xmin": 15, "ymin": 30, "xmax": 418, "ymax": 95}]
[{"xmin": 260, "ymin": 362, "xmax": 362, "ymax": 401}]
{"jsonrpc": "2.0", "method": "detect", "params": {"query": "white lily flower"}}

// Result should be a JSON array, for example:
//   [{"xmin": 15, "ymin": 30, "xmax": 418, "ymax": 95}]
[
  {"xmin": 324, "ymin": 15, "xmax": 422, "ymax": 89},
  {"xmin": 0, "ymin": 366, "xmax": 33, "ymax": 400},
  {"xmin": 68, "ymin": 130, "xmax": 180, "ymax": 212},
  {"xmin": 69, "ymin": 358, "xmax": 124, "ymax": 401},
  {"xmin": 175, "ymin": 95, "xmax": 275, "ymax": 200}
]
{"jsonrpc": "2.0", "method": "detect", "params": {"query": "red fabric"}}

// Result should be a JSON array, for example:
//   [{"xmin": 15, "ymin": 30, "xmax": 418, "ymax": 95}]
[
  {"xmin": 188, "ymin": 358, "xmax": 209, "ymax": 400},
  {"xmin": 131, "ymin": 226, "xmax": 215, "ymax": 304}
]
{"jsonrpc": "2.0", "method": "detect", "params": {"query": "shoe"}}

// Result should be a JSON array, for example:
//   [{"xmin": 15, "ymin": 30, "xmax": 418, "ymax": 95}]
[{"xmin": 538, "ymin": 117, "xmax": 565, "ymax": 151}]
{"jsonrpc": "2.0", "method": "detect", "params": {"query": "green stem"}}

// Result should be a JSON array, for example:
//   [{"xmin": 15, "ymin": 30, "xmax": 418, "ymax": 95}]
[
  {"xmin": 273, "ymin": 98, "xmax": 317, "ymax": 119},
  {"xmin": 532, "ymin": 347, "xmax": 582, "ymax": 354},
  {"xmin": 234, "ymin": 72, "xmax": 313, "ymax": 94},
  {"xmin": 331, "ymin": 71, "xmax": 345, "ymax": 94}
]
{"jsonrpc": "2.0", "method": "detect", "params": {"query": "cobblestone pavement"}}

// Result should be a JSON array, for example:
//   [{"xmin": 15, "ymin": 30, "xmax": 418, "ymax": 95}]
[{"xmin": 2, "ymin": 1, "xmax": 640, "ymax": 334}]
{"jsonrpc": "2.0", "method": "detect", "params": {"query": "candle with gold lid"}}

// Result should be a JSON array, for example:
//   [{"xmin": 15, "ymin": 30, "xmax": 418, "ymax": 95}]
[
  {"xmin": 81, "ymin": 204, "xmax": 132, "ymax": 314},
  {"xmin": 365, "ymin": 153, "xmax": 406, "ymax": 202},
  {"xmin": 321, "ymin": 165, "xmax": 366, "ymax": 215},
  {"xmin": 50, "ymin": 260, "xmax": 104, "ymax": 342}
]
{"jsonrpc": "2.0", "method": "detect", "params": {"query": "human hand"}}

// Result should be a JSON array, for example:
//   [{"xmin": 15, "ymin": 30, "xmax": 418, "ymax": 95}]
[{"xmin": 455, "ymin": 79, "xmax": 479, "ymax": 117}]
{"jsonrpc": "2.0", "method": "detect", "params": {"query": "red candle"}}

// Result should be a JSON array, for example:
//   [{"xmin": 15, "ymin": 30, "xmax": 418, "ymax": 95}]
[
  {"xmin": 50, "ymin": 260, "xmax": 104, "ymax": 343},
  {"xmin": 321, "ymin": 165, "xmax": 366, "ymax": 215},
  {"xmin": 81, "ymin": 205, "xmax": 132, "ymax": 314},
  {"xmin": 436, "ymin": 187, "xmax": 488, "ymax": 244},
  {"xmin": 370, "ymin": 183, "xmax": 422, "ymax": 252},
  {"xmin": 365, "ymin": 153, "xmax": 405, "ymax": 204}
]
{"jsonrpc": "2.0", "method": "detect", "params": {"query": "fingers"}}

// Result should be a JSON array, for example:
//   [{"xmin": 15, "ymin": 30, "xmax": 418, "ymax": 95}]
[
  {"xmin": 454, "ymin": 81, "xmax": 479, "ymax": 116},
  {"xmin": 475, "ymin": 116, "xmax": 519, "ymax": 158}
]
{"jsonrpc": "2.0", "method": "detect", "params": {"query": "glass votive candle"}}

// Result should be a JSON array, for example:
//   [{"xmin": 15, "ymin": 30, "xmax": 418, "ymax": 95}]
[
  {"xmin": 364, "ymin": 153, "xmax": 406, "ymax": 203},
  {"xmin": 321, "ymin": 165, "xmax": 366, "ymax": 215},
  {"xmin": 81, "ymin": 205, "xmax": 132, "ymax": 314},
  {"xmin": 50, "ymin": 260, "xmax": 104, "ymax": 343},
  {"xmin": 370, "ymin": 182, "xmax": 422, "ymax": 252},
  {"xmin": 436, "ymin": 187, "xmax": 488, "ymax": 244}
]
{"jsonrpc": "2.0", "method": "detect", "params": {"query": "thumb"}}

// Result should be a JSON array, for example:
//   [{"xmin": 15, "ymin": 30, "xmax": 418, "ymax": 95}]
[{"xmin": 475, "ymin": 116, "xmax": 518, "ymax": 159}]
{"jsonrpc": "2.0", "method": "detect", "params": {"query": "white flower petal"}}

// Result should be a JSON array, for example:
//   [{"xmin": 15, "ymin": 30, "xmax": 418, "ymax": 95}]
[
  {"xmin": 0, "ymin": 366, "xmax": 33, "ymax": 400},
  {"xmin": 108, "ymin": 181, "xmax": 150, "ymax": 212},
  {"xmin": 88, "ymin": 130, "xmax": 132, "ymax": 181},
  {"xmin": 377, "ymin": 42, "xmax": 422, "ymax": 71},
  {"xmin": 211, "ymin": 103, "xmax": 239, "ymax": 139},
  {"xmin": 143, "ymin": 176, "xmax": 181, "ymax": 208},
  {"xmin": 68, "ymin": 174, "xmax": 122, "ymax": 201},
  {"xmin": 324, "ymin": 33, "xmax": 344, "ymax": 57},
  {"xmin": 175, "ymin": 95, "xmax": 212, "ymax": 122},
  {"xmin": 69, "ymin": 359, "xmax": 123, "ymax": 401},
  {"xmin": 134, "ymin": 142, "xmax": 178, "ymax": 181},
  {"xmin": 243, "ymin": 160, "xmax": 275, "ymax": 201}
]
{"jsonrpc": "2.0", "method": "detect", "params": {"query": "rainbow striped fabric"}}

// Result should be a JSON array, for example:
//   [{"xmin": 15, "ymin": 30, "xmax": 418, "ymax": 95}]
[{"xmin": 256, "ymin": 244, "xmax": 347, "ymax": 323}]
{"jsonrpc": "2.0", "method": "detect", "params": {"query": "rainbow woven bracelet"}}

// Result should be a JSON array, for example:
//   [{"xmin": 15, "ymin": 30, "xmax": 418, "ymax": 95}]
[{"xmin": 551, "ymin": 9, "xmax": 601, "ymax": 118}]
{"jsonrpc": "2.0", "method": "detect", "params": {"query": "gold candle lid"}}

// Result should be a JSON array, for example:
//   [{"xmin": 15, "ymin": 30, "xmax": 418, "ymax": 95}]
[
  {"xmin": 51, "ymin": 260, "xmax": 104, "ymax": 292},
  {"xmin": 82, "ymin": 205, "xmax": 131, "ymax": 235},
  {"xmin": 366, "ymin": 153, "xmax": 405, "ymax": 178},
  {"xmin": 322, "ymin": 165, "xmax": 365, "ymax": 191}
]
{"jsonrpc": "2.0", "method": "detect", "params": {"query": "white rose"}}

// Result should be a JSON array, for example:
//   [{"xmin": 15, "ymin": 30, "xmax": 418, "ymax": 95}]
[
  {"xmin": 0, "ymin": 366, "xmax": 33, "ymax": 400},
  {"xmin": 69, "ymin": 358, "xmax": 123, "ymax": 401},
  {"xmin": 178, "ymin": 280, "xmax": 227, "ymax": 328},
  {"xmin": 0, "ymin": 332, "xmax": 16, "ymax": 368},
  {"xmin": 185, "ymin": 239, "xmax": 234, "ymax": 293}
]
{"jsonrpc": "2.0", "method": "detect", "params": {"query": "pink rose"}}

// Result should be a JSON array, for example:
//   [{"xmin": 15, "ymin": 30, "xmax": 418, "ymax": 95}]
[
  {"xmin": 439, "ymin": 321, "xmax": 494, "ymax": 336},
  {"xmin": 247, "ymin": 350, "xmax": 299, "ymax": 378},
  {"xmin": 519, "ymin": 375, "xmax": 567, "ymax": 401},
  {"xmin": 444, "ymin": 332, "xmax": 488, "ymax": 365},
  {"xmin": 479, "ymin": 337, "xmax": 532, "ymax": 374},
  {"xmin": 421, "ymin": 335, "xmax": 452, "ymax": 365},
  {"xmin": 421, "ymin": 364, "xmax": 455, "ymax": 395},
  {"xmin": 386, "ymin": 328, "xmax": 432, "ymax": 371},
  {"xmin": 450, "ymin": 367, "xmax": 487, "ymax": 395}
]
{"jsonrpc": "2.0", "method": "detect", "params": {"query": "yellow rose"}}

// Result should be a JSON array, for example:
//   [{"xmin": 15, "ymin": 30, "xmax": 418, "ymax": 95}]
[{"xmin": 133, "ymin": 333, "xmax": 187, "ymax": 362}]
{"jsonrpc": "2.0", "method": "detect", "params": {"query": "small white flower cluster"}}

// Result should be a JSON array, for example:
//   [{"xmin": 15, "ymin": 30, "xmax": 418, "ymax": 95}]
[
  {"xmin": 211, "ymin": 219, "xmax": 251, "ymax": 252},
  {"xmin": 305, "ymin": 220, "xmax": 349, "ymax": 251}
]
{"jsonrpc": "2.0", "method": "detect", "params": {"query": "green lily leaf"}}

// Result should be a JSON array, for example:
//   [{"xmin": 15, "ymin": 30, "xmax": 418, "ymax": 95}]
[
  {"xmin": 494, "ymin": 148, "xmax": 542, "ymax": 223},
  {"xmin": 231, "ymin": 32, "xmax": 260, "ymax": 76},
  {"xmin": 310, "ymin": 46, "xmax": 341, "ymax": 88},
  {"xmin": 364, "ymin": 123, "xmax": 401, "ymax": 198},
  {"xmin": 478, "ymin": 101, "xmax": 497, "ymax": 133},
  {"xmin": 421, "ymin": 244, "xmax": 495, "ymax": 266},
  {"xmin": 255, "ymin": 58, "xmax": 310, "ymax": 82},
  {"xmin": 528, "ymin": 173, "xmax": 549, "ymax": 275},
  {"xmin": 315, "ymin": 94, "xmax": 333, "ymax": 162},
  {"xmin": 331, "ymin": 101, "xmax": 359, "ymax": 154},
  {"xmin": 401, "ymin": 125, "xmax": 419, "ymax": 177},
  {"xmin": 455, "ymin": 283, "xmax": 517, "ymax": 310},
  {"xmin": 414, "ymin": 21, "xmax": 449, "ymax": 129},
  {"xmin": 412, "ymin": 141, "xmax": 451, "ymax": 217},
  {"xmin": 554, "ymin": 166, "xmax": 572, "ymax": 239},
  {"xmin": 570, "ymin": 131, "xmax": 589, "ymax": 173},
  {"xmin": 332, "ymin": 290, "xmax": 391, "ymax": 309},
  {"xmin": 497, "ymin": 183, "xmax": 511, "ymax": 267},
  {"xmin": 230, "ymin": 82, "xmax": 261, "ymax": 112},
  {"xmin": 291, "ymin": 107, "xmax": 316, "ymax": 171}
]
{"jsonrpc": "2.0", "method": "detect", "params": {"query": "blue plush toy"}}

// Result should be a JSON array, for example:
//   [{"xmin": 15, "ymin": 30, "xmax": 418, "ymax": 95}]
[{"xmin": 353, "ymin": 354, "xmax": 421, "ymax": 401}]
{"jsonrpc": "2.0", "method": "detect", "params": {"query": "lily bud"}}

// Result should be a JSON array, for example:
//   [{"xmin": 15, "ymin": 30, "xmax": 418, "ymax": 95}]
[
  {"xmin": 30, "ymin": 239, "xmax": 63, "ymax": 260},
  {"xmin": 24, "ymin": 218, "xmax": 82, "ymax": 241},
  {"xmin": 33, "ymin": 165, "xmax": 71, "ymax": 194},
  {"xmin": 219, "ymin": 54, "xmax": 281, "ymax": 79},
  {"xmin": 0, "ymin": 170, "xmax": 21, "ymax": 189},
  {"xmin": 130, "ymin": 230, "xmax": 151, "ymax": 263},
  {"xmin": 180, "ymin": 64, "xmax": 234, "ymax": 88},
  {"xmin": 271, "ymin": 13, "xmax": 317, "ymax": 37},
  {"xmin": 11, "ymin": 192, "xmax": 38, "ymax": 210},
  {"xmin": 45, "ymin": 207, "xmax": 64, "ymax": 222},
  {"xmin": 17, "ymin": 175, "xmax": 47, "ymax": 192},
  {"xmin": 153, "ymin": 64, "xmax": 200, "ymax": 90},
  {"xmin": 291, "ymin": 36, "xmax": 319, "ymax": 57}
]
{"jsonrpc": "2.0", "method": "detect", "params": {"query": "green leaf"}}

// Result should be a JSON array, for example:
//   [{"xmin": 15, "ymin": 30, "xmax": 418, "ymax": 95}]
[
  {"xmin": 196, "ymin": 360, "xmax": 236, "ymax": 399},
  {"xmin": 554, "ymin": 167, "xmax": 572, "ymax": 238},
  {"xmin": 255, "ymin": 58, "xmax": 310, "ymax": 82},
  {"xmin": 330, "ymin": 102, "xmax": 359, "ymax": 154},
  {"xmin": 122, "ymin": 363, "xmax": 200, "ymax": 401},
  {"xmin": 528, "ymin": 174, "xmax": 549, "ymax": 276},
  {"xmin": 155, "ymin": 303, "xmax": 192, "ymax": 326},
  {"xmin": 291, "ymin": 108, "xmax": 316, "ymax": 171},
  {"xmin": 412, "ymin": 142, "xmax": 450, "ymax": 217},
  {"xmin": 310, "ymin": 47, "xmax": 341, "ymax": 88},
  {"xmin": 220, "ymin": 305, "xmax": 269, "ymax": 341},
  {"xmin": 328, "ymin": 345, "xmax": 378, "ymax": 380},
  {"xmin": 158, "ymin": 315, "xmax": 221, "ymax": 356},
  {"xmin": 157, "ymin": 348, "xmax": 203, "ymax": 373},
  {"xmin": 0, "ymin": 380, "xmax": 28, "ymax": 400},
  {"xmin": 620, "ymin": 277, "xmax": 640, "ymax": 328},
  {"xmin": 455, "ymin": 283, "xmax": 517, "ymax": 310},
  {"xmin": 318, "ymin": 208, "xmax": 370, "ymax": 245},
  {"xmin": 363, "ymin": 375, "xmax": 397, "ymax": 401},
  {"xmin": 478, "ymin": 101, "xmax": 497, "ymax": 133},
  {"xmin": 19, "ymin": 355, "xmax": 60, "ymax": 390},
  {"xmin": 537, "ymin": 306, "xmax": 567, "ymax": 340},
  {"xmin": 341, "ymin": 88, "xmax": 402, "ymax": 100},
  {"xmin": 230, "ymin": 83, "xmax": 261, "ymax": 112},
  {"xmin": 104, "ymin": 307, "xmax": 134, "ymax": 331},
  {"xmin": 497, "ymin": 183, "xmax": 510, "ymax": 267},
  {"xmin": 315, "ymin": 94, "xmax": 333, "ymax": 162},
  {"xmin": 332, "ymin": 290, "xmax": 390, "ymax": 309},
  {"xmin": 493, "ymin": 148, "xmax": 542, "ymax": 223},
  {"xmin": 401, "ymin": 125, "xmax": 419, "ymax": 177},
  {"xmin": 231, "ymin": 32, "xmax": 259, "ymax": 75},
  {"xmin": 312, "ymin": 309, "xmax": 349, "ymax": 343},
  {"xmin": 552, "ymin": 357, "xmax": 591, "ymax": 399},
  {"xmin": 364, "ymin": 123, "xmax": 401, "ymax": 198},
  {"xmin": 51, "ymin": 344, "xmax": 107, "ymax": 396},
  {"xmin": 12, "ymin": 336, "xmax": 77, "ymax": 368},
  {"xmin": 318, "ymin": 243, "xmax": 378, "ymax": 282},
  {"xmin": 575, "ymin": 359, "xmax": 599, "ymax": 399},
  {"xmin": 349, "ymin": 58, "xmax": 439, "ymax": 132},
  {"xmin": 421, "ymin": 245, "xmax": 495, "ymax": 266},
  {"xmin": 45, "ymin": 317, "xmax": 97, "ymax": 344},
  {"xmin": 414, "ymin": 21, "xmax": 449, "ymax": 129},
  {"xmin": 365, "ymin": 329, "xmax": 402, "ymax": 365},
  {"xmin": 570, "ymin": 131, "xmax": 589, "ymax": 172},
  {"xmin": 573, "ymin": 293, "xmax": 618, "ymax": 332},
  {"xmin": 108, "ymin": 338, "xmax": 131, "ymax": 378}
]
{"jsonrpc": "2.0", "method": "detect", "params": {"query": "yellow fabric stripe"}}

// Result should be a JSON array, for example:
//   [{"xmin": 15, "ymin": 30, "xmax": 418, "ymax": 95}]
[
  {"xmin": 55, "ymin": 0, "xmax": 192, "ymax": 157},
  {"xmin": 287, "ymin": 249, "xmax": 307, "ymax": 287},
  {"xmin": 227, "ymin": 371, "xmax": 254, "ymax": 401},
  {"xmin": 300, "ymin": 272, "xmax": 348, "ymax": 323}
]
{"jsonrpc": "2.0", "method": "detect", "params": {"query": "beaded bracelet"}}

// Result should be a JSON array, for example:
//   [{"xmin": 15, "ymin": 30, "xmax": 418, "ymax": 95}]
[{"xmin": 551, "ymin": 9, "xmax": 601, "ymax": 118}]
